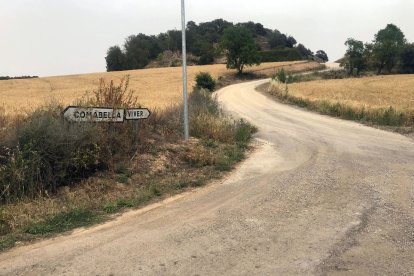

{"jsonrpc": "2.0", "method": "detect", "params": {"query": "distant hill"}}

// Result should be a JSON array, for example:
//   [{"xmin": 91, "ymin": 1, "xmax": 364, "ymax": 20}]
[{"xmin": 105, "ymin": 19, "xmax": 319, "ymax": 72}]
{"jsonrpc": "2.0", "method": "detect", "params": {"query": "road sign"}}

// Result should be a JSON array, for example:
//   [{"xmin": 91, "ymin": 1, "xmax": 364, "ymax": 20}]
[
  {"xmin": 63, "ymin": 106, "xmax": 125, "ymax": 122},
  {"xmin": 125, "ymin": 108, "xmax": 151, "ymax": 120}
]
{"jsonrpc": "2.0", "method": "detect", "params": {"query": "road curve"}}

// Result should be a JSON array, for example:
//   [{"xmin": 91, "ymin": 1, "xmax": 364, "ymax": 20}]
[{"xmin": 1, "ymin": 80, "xmax": 413, "ymax": 275}]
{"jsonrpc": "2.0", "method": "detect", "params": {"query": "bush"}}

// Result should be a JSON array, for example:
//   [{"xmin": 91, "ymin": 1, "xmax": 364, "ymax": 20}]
[
  {"xmin": 0, "ymin": 78, "xmax": 139, "ymax": 202},
  {"xmin": 189, "ymin": 89, "xmax": 257, "ymax": 143},
  {"xmin": 273, "ymin": 69, "xmax": 287, "ymax": 83},
  {"xmin": 0, "ymin": 107, "xmax": 105, "ymax": 202},
  {"xmin": 195, "ymin": 72, "xmax": 216, "ymax": 91},
  {"xmin": 234, "ymin": 119, "xmax": 258, "ymax": 144},
  {"xmin": 259, "ymin": 49, "xmax": 303, "ymax": 62}
]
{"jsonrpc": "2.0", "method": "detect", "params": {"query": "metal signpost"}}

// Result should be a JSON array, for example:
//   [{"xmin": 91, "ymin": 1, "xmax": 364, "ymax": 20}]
[
  {"xmin": 125, "ymin": 108, "xmax": 152, "ymax": 149},
  {"xmin": 181, "ymin": 0, "xmax": 189, "ymax": 141}
]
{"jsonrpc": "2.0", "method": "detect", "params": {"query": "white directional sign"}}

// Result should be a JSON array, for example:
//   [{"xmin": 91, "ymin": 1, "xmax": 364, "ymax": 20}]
[
  {"xmin": 125, "ymin": 108, "xmax": 151, "ymax": 120},
  {"xmin": 63, "ymin": 106, "xmax": 125, "ymax": 122}
]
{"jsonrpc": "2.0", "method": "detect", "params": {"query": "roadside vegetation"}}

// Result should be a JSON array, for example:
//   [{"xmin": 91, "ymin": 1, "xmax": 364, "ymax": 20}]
[
  {"xmin": 0, "ymin": 75, "xmax": 257, "ymax": 252},
  {"xmin": 262, "ymin": 71, "xmax": 414, "ymax": 130},
  {"xmin": 273, "ymin": 68, "xmax": 349, "ymax": 84},
  {"xmin": 340, "ymin": 24, "xmax": 414, "ymax": 75},
  {"xmin": 260, "ymin": 23, "xmax": 414, "ymax": 132}
]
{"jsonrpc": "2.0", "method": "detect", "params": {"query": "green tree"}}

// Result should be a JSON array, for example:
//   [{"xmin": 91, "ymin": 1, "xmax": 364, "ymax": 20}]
[
  {"xmin": 166, "ymin": 30, "xmax": 182, "ymax": 52},
  {"xmin": 343, "ymin": 38, "xmax": 366, "ymax": 75},
  {"xmin": 105, "ymin": 46, "xmax": 126, "ymax": 72},
  {"xmin": 296, "ymin": 44, "xmax": 313, "ymax": 59},
  {"xmin": 372, "ymin": 24, "xmax": 406, "ymax": 74},
  {"xmin": 268, "ymin": 30, "xmax": 288, "ymax": 48},
  {"xmin": 286, "ymin": 36, "xmax": 297, "ymax": 48},
  {"xmin": 315, "ymin": 50, "xmax": 329, "ymax": 62},
  {"xmin": 123, "ymin": 34, "xmax": 163, "ymax": 69},
  {"xmin": 219, "ymin": 26, "xmax": 261, "ymax": 74},
  {"xmin": 400, "ymin": 43, "xmax": 414, "ymax": 74}
]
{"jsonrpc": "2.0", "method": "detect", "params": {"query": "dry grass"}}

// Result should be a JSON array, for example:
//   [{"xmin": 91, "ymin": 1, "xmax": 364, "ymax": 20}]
[
  {"xmin": 287, "ymin": 75, "xmax": 414, "ymax": 112},
  {"xmin": 0, "ymin": 140, "xmax": 203, "ymax": 231},
  {"xmin": 0, "ymin": 61, "xmax": 316, "ymax": 114}
]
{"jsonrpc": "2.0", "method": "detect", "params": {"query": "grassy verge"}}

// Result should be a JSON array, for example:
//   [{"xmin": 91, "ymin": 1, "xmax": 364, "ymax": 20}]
[
  {"xmin": 215, "ymin": 61, "xmax": 325, "ymax": 89},
  {"xmin": 0, "ymin": 79, "xmax": 257, "ymax": 252},
  {"xmin": 258, "ymin": 80, "xmax": 414, "ymax": 132}
]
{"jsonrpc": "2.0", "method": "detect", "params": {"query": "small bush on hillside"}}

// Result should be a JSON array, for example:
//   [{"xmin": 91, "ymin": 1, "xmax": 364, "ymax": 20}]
[
  {"xmin": 318, "ymin": 69, "xmax": 348, "ymax": 80},
  {"xmin": 273, "ymin": 68, "xmax": 287, "ymax": 83},
  {"xmin": 195, "ymin": 72, "xmax": 216, "ymax": 91}
]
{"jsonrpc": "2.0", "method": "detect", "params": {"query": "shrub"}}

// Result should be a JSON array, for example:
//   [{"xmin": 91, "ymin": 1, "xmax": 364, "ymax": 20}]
[
  {"xmin": 215, "ymin": 144, "xmax": 245, "ymax": 171},
  {"xmin": 181, "ymin": 144, "xmax": 215, "ymax": 167},
  {"xmin": 189, "ymin": 89, "xmax": 233, "ymax": 142},
  {"xmin": 259, "ymin": 49, "xmax": 303, "ymax": 62},
  {"xmin": 195, "ymin": 72, "xmax": 216, "ymax": 91},
  {"xmin": 234, "ymin": 119, "xmax": 257, "ymax": 144},
  {"xmin": 0, "ymin": 107, "xmax": 104, "ymax": 201},
  {"xmin": 0, "ymin": 78, "xmax": 140, "ymax": 202},
  {"xmin": 78, "ymin": 76, "xmax": 138, "ymax": 108},
  {"xmin": 273, "ymin": 68, "xmax": 287, "ymax": 83}
]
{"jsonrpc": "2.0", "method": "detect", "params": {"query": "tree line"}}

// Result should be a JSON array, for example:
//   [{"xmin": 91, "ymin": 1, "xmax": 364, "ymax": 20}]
[
  {"xmin": 342, "ymin": 24, "xmax": 414, "ymax": 75},
  {"xmin": 0, "ymin": 76, "xmax": 38, "ymax": 81},
  {"xmin": 105, "ymin": 19, "xmax": 323, "ymax": 72}
]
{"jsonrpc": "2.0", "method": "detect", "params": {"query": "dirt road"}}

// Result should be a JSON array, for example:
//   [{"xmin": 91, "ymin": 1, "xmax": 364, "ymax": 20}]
[{"xmin": 1, "ymin": 80, "xmax": 413, "ymax": 275}]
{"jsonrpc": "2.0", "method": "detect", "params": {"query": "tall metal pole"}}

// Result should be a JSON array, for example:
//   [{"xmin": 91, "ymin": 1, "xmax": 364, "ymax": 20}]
[{"xmin": 181, "ymin": 0, "xmax": 189, "ymax": 140}]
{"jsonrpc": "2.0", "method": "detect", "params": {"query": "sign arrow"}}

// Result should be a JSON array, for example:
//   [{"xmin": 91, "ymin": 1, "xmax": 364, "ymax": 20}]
[{"xmin": 125, "ymin": 108, "xmax": 151, "ymax": 120}]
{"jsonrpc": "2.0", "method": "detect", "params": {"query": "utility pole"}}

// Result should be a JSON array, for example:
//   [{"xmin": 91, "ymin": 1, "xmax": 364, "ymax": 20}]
[{"xmin": 181, "ymin": 0, "xmax": 189, "ymax": 140}]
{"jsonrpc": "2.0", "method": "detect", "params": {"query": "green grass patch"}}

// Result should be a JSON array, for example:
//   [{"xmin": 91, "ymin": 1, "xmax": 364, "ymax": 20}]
[
  {"xmin": 0, "ymin": 235, "xmax": 17, "ymax": 251},
  {"xmin": 215, "ymin": 144, "xmax": 246, "ymax": 171},
  {"xmin": 24, "ymin": 208, "xmax": 103, "ymax": 236},
  {"xmin": 103, "ymin": 199, "xmax": 135, "ymax": 214},
  {"xmin": 116, "ymin": 174, "xmax": 130, "ymax": 184}
]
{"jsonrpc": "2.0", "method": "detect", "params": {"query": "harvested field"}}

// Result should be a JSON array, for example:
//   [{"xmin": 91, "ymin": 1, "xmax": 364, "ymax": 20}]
[
  {"xmin": 0, "ymin": 61, "xmax": 319, "ymax": 114},
  {"xmin": 287, "ymin": 75, "xmax": 414, "ymax": 112}
]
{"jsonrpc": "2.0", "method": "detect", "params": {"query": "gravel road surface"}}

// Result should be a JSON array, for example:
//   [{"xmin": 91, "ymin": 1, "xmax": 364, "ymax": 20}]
[{"xmin": 0, "ymin": 79, "xmax": 413, "ymax": 275}]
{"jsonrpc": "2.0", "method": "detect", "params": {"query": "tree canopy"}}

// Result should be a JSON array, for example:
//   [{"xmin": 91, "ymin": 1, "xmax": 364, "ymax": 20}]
[
  {"xmin": 340, "ymin": 23, "xmax": 411, "ymax": 75},
  {"xmin": 315, "ymin": 50, "xmax": 329, "ymax": 62},
  {"xmin": 400, "ymin": 43, "xmax": 414, "ymax": 74},
  {"xmin": 105, "ymin": 46, "xmax": 126, "ymax": 72},
  {"xmin": 104, "ymin": 19, "xmax": 318, "ymax": 72},
  {"xmin": 219, "ymin": 26, "xmax": 261, "ymax": 74},
  {"xmin": 372, "ymin": 24, "xmax": 406, "ymax": 73},
  {"xmin": 343, "ymin": 38, "xmax": 366, "ymax": 75}
]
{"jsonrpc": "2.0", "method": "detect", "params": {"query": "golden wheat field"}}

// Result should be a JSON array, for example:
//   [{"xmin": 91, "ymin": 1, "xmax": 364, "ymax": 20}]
[
  {"xmin": 288, "ymin": 75, "xmax": 414, "ymax": 112},
  {"xmin": 0, "ymin": 61, "xmax": 317, "ymax": 114}
]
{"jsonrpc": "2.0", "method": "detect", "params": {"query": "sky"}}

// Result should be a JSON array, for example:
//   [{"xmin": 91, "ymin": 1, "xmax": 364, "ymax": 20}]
[{"xmin": 1, "ymin": 0, "xmax": 413, "ymax": 77}]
